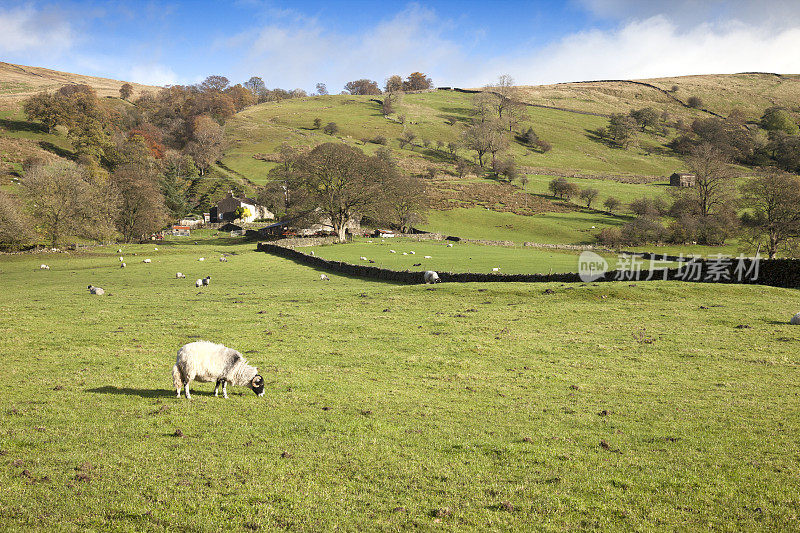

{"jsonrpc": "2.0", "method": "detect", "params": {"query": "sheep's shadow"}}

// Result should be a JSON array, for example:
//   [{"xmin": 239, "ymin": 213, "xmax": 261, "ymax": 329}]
[{"xmin": 87, "ymin": 386, "xmax": 177, "ymax": 398}]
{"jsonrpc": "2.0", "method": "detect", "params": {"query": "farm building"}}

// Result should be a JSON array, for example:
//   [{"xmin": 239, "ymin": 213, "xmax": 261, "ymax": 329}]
[
  {"xmin": 212, "ymin": 192, "xmax": 274, "ymax": 223},
  {"xmin": 669, "ymin": 173, "xmax": 696, "ymax": 187},
  {"xmin": 171, "ymin": 225, "xmax": 191, "ymax": 237}
]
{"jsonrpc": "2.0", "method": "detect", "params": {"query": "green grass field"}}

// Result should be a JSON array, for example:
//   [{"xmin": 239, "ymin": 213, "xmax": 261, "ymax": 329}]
[
  {"xmin": 304, "ymin": 238, "xmax": 621, "ymax": 274},
  {"xmin": 2, "ymin": 235, "xmax": 800, "ymax": 530}
]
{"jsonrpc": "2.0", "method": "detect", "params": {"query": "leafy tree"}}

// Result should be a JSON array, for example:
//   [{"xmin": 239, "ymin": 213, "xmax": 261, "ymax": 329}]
[
  {"xmin": 287, "ymin": 143, "xmax": 400, "ymax": 241},
  {"xmin": 0, "ymin": 190, "xmax": 34, "ymax": 250},
  {"xmin": 603, "ymin": 196, "xmax": 620, "ymax": 212},
  {"xmin": 384, "ymin": 75, "xmax": 403, "ymax": 94},
  {"xmin": 517, "ymin": 127, "xmax": 538, "ymax": 146},
  {"xmin": 687, "ymin": 95, "xmax": 704, "ymax": 108},
  {"xmin": 113, "ymin": 161, "xmax": 169, "ymax": 242},
  {"xmin": 760, "ymin": 106, "xmax": 799, "ymax": 135},
  {"xmin": 243, "ymin": 77, "xmax": 267, "ymax": 102},
  {"xmin": 462, "ymin": 121, "xmax": 506, "ymax": 167},
  {"xmin": 548, "ymin": 177, "xmax": 578, "ymax": 200},
  {"xmin": 402, "ymin": 72, "xmax": 433, "ymax": 91},
  {"xmin": 740, "ymin": 169, "xmax": 800, "ymax": 258},
  {"xmin": 381, "ymin": 94, "xmax": 395, "ymax": 116},
  {"xmin": 200, "ymin": 75, "xmax": 230, "ymax": 93},
  {"xmin": 607, "ymin": 113, "xmax": 637, "ymax": 148},
  {"xmin": 579, "ymin": 187, "xmax": 600, "ymax": 208},
  {"xmin": 225, "ymin": 84, "xmax": 255, "ymax": 111},
  {"xmin": 315, "ymin": 82, "xmax": 328, "ymax": 96},
  {"xmin": 344, "ymin": 79, "xmax": 381, "ymax": 95},
  {"xmin": 186, "ymin": 115, "xmax": 224, "ymax": 175},
  {"xmin": 234, "ymin": 206, "xmax": 252, "ymax": 221},
  {"xmin": 322, "ymin": 122, "xmax": 339, "ymax": 135},
  {"xmin": 23, "ymin": 161, "xmax": 117, "ymax": 247},
  {"xmin": 119, "ymin": 83, "xmax": 133, "ymax": 100},
  {"xmin": 629, "ymin": 107, "xmax": 659, "ymax": 131}
]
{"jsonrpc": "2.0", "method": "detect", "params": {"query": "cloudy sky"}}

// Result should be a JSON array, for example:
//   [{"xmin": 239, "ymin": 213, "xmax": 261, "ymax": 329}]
[{"xmin": 2, "ymin": 0, "xmax": 800, "ymax": 91}]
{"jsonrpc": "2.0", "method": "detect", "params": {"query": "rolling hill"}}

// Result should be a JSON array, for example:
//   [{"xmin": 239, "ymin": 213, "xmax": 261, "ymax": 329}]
[{"xmin": 2, "ymin": 64, "xmax": 799, "ymax": 246}]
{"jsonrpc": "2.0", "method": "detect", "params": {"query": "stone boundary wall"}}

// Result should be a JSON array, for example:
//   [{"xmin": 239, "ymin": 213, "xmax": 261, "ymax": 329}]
[{"xmin": 257, "ymin": 241, "xmax": 800, "ymax": 288}]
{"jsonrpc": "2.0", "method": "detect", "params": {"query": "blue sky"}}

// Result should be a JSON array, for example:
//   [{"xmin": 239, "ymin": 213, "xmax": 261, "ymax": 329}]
[{"xmin": 2, "ymin": 1, "xmax": 800, "ymax": 90}]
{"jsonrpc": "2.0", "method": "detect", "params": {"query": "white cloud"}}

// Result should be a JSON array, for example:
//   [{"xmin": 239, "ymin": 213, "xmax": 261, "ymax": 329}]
[
  {"xmin": 223, "ymin": 3, "xmax": 469, "ymax": 91},
  {"xmin": 0, "ymin": 5, "xmax": 74, "ymax": 55},
  {"xmin": 128, "ymin": 63, "xmax": 179, "ymax": 86},
  {"xmin": 473, "ymin": 15, "xmax": 800, "ymax": 86}
]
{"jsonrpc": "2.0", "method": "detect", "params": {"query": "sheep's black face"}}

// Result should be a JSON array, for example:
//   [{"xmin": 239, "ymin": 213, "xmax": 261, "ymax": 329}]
[{"xmin": 251, "ymin": 375, "xmax": 265, "ymax": 396}]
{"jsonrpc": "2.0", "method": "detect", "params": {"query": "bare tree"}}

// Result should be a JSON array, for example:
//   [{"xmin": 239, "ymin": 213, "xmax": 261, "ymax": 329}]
[
  {"xmin": 579, "ymin": 187, "xmax": 600, "ymax": 208},
  {"xmin": 185, "ymin": 115, "xmax": 225, "ymax": 175},
  {"xmin": 315, "ymin": 82, "xmax": 328, "ymax": 96},
  {"xmin": 740, "ymin": 168, "xmax": 800, "ymax": 258},
  {"xmin": 686, "ymin": 143, "xmax": 736, "ymax": 217},
  {"xmin": 0, "ymin": 191, "xmax": 34, "ymax": 250}
]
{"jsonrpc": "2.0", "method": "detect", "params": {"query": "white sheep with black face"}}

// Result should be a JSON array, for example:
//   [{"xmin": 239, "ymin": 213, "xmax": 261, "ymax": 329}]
[
  {"xmin": 40, "ymin": 264, "xmax": 50, "ymax": 270},
  {"xmin": 176, "ymin": 272, "xmax": 185, "ymax": 278},
  {"xmin": 87, "ymin": 285, "xmax": 105, "ymax": 295},
  {"xmin": 172, "ymin": 341, "xmax": 265, "ymax": 399}
]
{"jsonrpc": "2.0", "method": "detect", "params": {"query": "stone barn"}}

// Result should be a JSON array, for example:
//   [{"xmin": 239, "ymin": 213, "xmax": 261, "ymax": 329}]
[{"xmin": 669, "ymin": 173, "xmax": 696, "ymax": 187}]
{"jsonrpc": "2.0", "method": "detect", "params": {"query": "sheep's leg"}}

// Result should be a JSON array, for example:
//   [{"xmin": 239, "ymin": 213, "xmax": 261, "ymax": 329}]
[
  {"xmin": 214, "ymin": 380, "xmax": 220, "ymax": 397},
  {"xmin": 184, "ymin": 380, "xmax": 192, "ymax": 400},
  {"xmin": 222, "ymin": 380, "xmax": 228, "ymax": 399}
]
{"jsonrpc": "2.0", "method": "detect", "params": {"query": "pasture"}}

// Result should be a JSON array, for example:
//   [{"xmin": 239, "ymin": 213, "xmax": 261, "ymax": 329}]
[{"xmin": 2, "ymin": 235, "xmax": 800, "ymax": 530}]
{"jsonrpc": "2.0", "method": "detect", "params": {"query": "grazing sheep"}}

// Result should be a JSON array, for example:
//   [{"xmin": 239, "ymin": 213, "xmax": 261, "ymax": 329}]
[
  {"xmin": 791, "ymin": 313, "xmax": 800, "ymax": 325},
  {"xmin": 360, "ymin": 256, "xmax": 368, "ymax": 261},
  {"xmin": 320, "ymin": 274, "xmax": 329, "ymax": 281},
  {"xmin": 143, "ymin": 259, "xmax": 152, "ymax": 263},
  {"xmin": 195, "ymin": 279, "xmax": 203, "ymax": 288},
  {"xmin": 402, "ymin": 252, "xmax": 408, "ymax": 256},
  {"xmin": 119, "ymin": 257, "xmax": 124, "ymax": 262},
  {"xmin": 446, "ymin": 243, "xmax": 453, "ymax": 247},
  {"xmin": 39, "ymin": 264, "xmax": 50, "ymax": 270},
  {"xmin": 424, "ymin": 255, "xmax": 432, "ymax": 259},
  {"xmin": 120, "ymin": 262, "xmax": 126, "ymax": 268},
  {"xmin": 409, "ymin": 251, "xmax": 415, "ymax": 255},
  {"xmin": 117, "ymin": 248, "xmax": 122, "ymax": 253},
  {"xmin": 202, "ymin": 276, "xmax": 211, "ymax": 286},
  {"xmin": 172, "ymin": 341, "xmax": 265, "ymax": 399},
  {"xmin": 87, "ymin": 285, "xmax": 105, "ymax": 295},
  {"xmin": 176, "ymin": 272, "xmax": 185, "ymax": 279},
  {"xmin": 309, "ymin": 251, "xmax": 315, "ymax": 256},
  {"xmin": 423, "ymin": 271, "xmax": 440, "ymax": 284},
  {"xmin": 219, "ymin": 256, "xmax": 227, "ymax": 262},
  {"xmin": 198, "ymin": 257, "xmax": 205, "ymax": 262},
  {"xmin": 492, "ymin": 267, "xmax": 500, "ymax": 272},
  {"xmin": 154, "ymin": 247, "xmax": 158, "ymax": 251},
  {"xmin": 389, "ymin": 250, "xmax": 396, "ymax": 253}
]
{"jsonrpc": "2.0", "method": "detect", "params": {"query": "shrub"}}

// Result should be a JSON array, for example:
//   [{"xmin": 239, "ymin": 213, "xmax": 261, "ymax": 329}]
[
  {"xmin": 687, "ymin": 95, "xmax": 704, "ymax": 108},
  {"xmin": 371, "ymin": 135, "xmax": 388, "ymax": 145},
  {"xmin": 322, "ymin": 122, "xmax": 339, "ymax": 135}
]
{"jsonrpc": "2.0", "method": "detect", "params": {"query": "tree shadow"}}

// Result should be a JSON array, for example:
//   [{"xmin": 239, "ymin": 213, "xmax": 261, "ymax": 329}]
[
  {"xmin": 38, "ymin": 140, "xmax": 75, "ymax": 160},
  {"xmin": 0, "ymin": 118, "xmax": 49, "ymax": 134},
  {"xmin": 584, "ymin": 128, "xmax": 617, "ymax": 148},
  {"xmin": 87, "ymin": 386, "xmax": 177, "ymax": 398}
]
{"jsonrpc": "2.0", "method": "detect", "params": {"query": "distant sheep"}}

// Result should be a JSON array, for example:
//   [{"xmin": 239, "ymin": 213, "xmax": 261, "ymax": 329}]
[
  {"xmin": 409, "ymin": 251, "xmax": 415, "ymax": 255},
  {"xmin": 791, "ymin": 313, "xmax": 800, "ymax": 325},
  {"xmin": 198, "ymin": 257, "xmax": 205, "ymax": 262},
  {"xmin": 154, "ymin": 247, "xmax": 158, "ymax": 251},
  {"xmin": 87, "ymin": 285, "xmax": 105, "ymax": 295},
  {"xmin": 424, "ymin": 255, "xmax": 432, "ymax": 259},
  {"xmin": 320, "ymin": 274, "xmax": 329, "ymax": 281},
  {"xmin": 39, "ymin": 264, "xmax": 50, "ymax": 270},
  {"xmin": 176, "ymin": 272, "xmax": 185, "ymax": 279},
  {"xmin": 117, "ymin": 248, "xmax": 122, "ymax": 253},
  {"xmin": 202, "ymin": 276, "xmax": 211, "ymax": 286},
  {"xmin": 195, "ymin": 279, "xmax": 203, "ymax": 288},
  {"xmin": 143, "ymin": 259, "xmax": 152, "ymax": 263},
  {"xmin": 119, "ymin": 257, "xmax": 124, "ymax": 262},
  {"xmin": 423, "ymin": 271, "xmax": 440, "ymax": 284},
  {"xmin": 219, "ymin": 256, "xmax": 227, "ymax": 262},
  {"xmin": 172, "ymin": 341, "xmax": 264, "ymax": 399},
  {"xmin": 389, "ymin": 250, "xmax": 396, "ymax": 253},
  {"xmin": 402, "ymin": 252, "xmax": 408, "ymax": 256},
  {"xmin": 120, "ymin": 262, "xmax": 126, "ymax": 268},
  {"xmin": 492, "ymin": 267, "xmax": 500, "ymax": 272},
  {"xmin": 446, "ymin": 243, "xmax": 453, "ymax": 247},
  {"xmin": 360, "ymin": 256, "xmax": 368, "ymax": 261},
  {"xmin": 310, "ymin": 251, "xmax": 315, "ymax": 256}
]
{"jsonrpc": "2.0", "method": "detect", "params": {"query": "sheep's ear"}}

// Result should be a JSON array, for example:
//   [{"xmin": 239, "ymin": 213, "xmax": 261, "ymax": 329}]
[{"xmin": 253, "ymin": 375, "xmax": 263, "ymax": 386}]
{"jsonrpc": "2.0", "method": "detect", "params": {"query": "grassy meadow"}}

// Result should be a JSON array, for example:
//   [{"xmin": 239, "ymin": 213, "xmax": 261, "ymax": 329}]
[{"xmin": 2, "ymin": 234, "xmax": 800, "ymax": 530}]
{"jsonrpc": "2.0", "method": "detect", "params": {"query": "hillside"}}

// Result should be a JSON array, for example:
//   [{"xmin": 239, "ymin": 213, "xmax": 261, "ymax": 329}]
[
  {"xmin": 2, "ymin": 66, "xmax": 798, "ymax": 246},
  {"xmin": 0, "ymin": 62, "xmax": 159, "ymax": 108}
]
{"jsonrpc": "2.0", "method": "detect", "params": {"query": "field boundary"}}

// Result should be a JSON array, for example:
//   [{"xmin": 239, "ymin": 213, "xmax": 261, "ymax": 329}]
[{"xmin": 257, "ymin": 241, "xmax": 800, "ymax": 288}]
